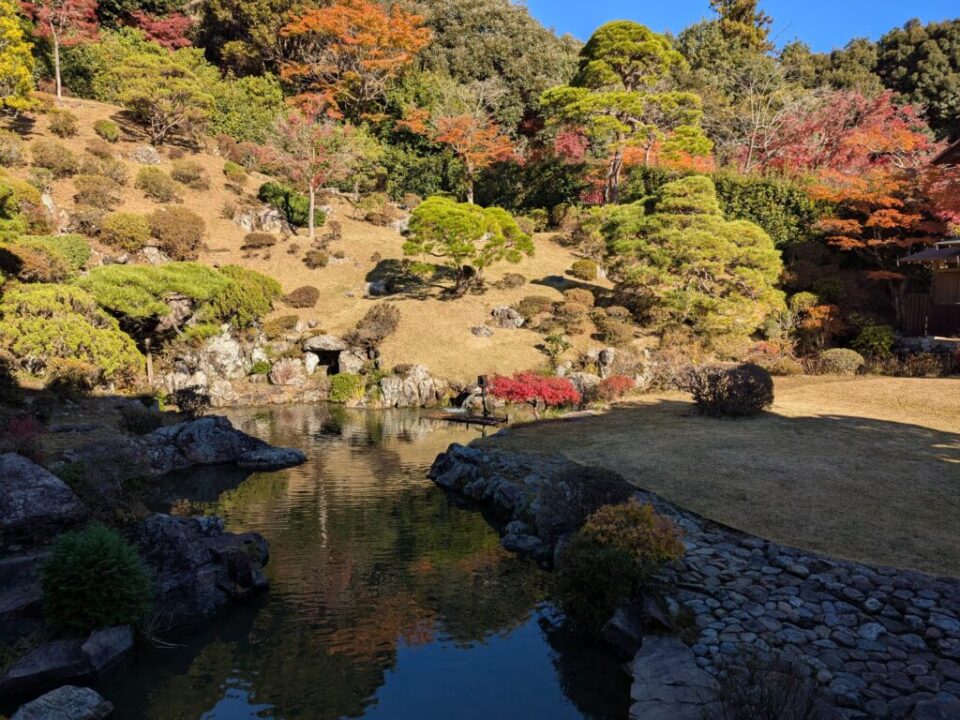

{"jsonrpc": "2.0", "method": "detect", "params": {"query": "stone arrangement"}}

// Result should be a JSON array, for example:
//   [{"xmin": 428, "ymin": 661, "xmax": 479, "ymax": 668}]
[{"xmin": 429, "ymin": 443, "xmax": 960, "ymax": 720}]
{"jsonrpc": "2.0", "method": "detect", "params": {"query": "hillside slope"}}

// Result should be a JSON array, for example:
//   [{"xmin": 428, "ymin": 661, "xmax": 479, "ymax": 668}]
[{"xmin": 16, "ymin": 96, "xmax": 611, "ymax": 382}]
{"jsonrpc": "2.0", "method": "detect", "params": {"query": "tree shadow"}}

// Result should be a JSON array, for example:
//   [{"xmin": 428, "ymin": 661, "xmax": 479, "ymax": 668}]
[
  {"xmin": 365, "ymin": 258, "xmax": 463, "ymax": 300},
  {"xmin": 530, "ymin": 274, "xmax": 611, "ymax": 298}
]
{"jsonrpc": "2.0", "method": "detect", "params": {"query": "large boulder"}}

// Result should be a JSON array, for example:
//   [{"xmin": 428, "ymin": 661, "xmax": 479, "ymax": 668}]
[
  {"xmin": 200, "ymin": 330, "xmax": 249, "ymax": 380},
  {"xmin": 337, "ymin": 350, "xmax": 366, "ymax": 376},
  {"xmin": 0, "ymin": 641, "xmax": 89, "ymax": 699},
  {"xmin": 268, "ymin": 358, "xmax": 306, "ymax": 388},
  {"xmin": 80, "ymin": 627, "xmax": 133, "ymax": 674},
  {"xmin": 379, "ymin": 366, "xmax": 448, "ymax": 409},
  {"xmin": 566, "ymin": 372, "xmax": 601, "ymax": 400},
  {"xmin": 303, "ymin": 335, "xmax": 347, "ymax": 353},
  {"xmin": 134, "ymin": 514, "xmax": 269, "ymax": 629},
  {"xmin": 0, "ymin": 454, "xmax": 83, "ymax": 540},
  {"xmin": 491, "ymin": 306, "xmax": 524, "ymax": 329},
  {"xmin": 129, "ymin": 145, "xmax": 160, "ymax": 165},
  {"xmin": 141, "ymin": 416, "xmax": 305, "ymax": 475},
  {"xmin": 12, "ymin": 685, "xmax": 113, "ymax": 720},
  {"xmin": 629, "ymin": 636, "xmax": 715, "ymax": 720}
]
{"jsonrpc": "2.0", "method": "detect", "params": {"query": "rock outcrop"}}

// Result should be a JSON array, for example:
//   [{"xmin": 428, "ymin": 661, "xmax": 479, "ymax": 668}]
[
  {"xmin": 491, "ymin": 306, "xmax": 524, "ymax": 329},
  {"xmin": 379, "ymin": 365, "xmax": 449, "ymax": 409},
  {"xmin": 11, "ymin": 685, "xmax": 114, "ymax": 720},
  {"xmin": 0, "ymin": 454, "xmax": 84, "ymax": 541}
]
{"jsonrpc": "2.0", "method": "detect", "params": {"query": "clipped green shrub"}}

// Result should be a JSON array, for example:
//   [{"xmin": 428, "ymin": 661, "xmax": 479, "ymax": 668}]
[
  {"xmin": 329, "ymin": 373, "xmax": 365, "ymax": 403},
  {"xmin": 250, "ymin": 360, "xmax": 272, "ymax": 375},
  {"xmin": 183, "ymin": 323, "xmax": 222, "ymax": 342},
  {"xmin": 83, "ymin": 154, "xmax": 128, "ymax": 186},
  {"xmin": 223, "ymin": 160, "xmax": 246, "ymax": 185},
  {"xmin": 597, "ymin": 317, "xmax": 635, "ymax": 347},
  {"xmin": 514, "ymin": 295, "xmax": 556, "ymax": 321},
  {"xmin": 13, "ymin": 234, "xmax": 90, "ymax": 271},
  {"xmin": 258, "ymin": 181, "xmax": 326, "ymax": 229},
  {"xmin": 569, "ymin": 259, "xmax": 598, "ymax": 281},
  {"xmin": 683, "ymin": 363, "xmax": 774, "ymax": 417},
  {"xmin": 101, "ymin": 212, "xmax": 151, "ymax": 252},
  {"xmin": 852, "ymin": 325, "xmax": 895, "ymax": 359},
  {"xmin": 0, "ymin": 284, "xmax": 143, "ymax": 383},
  {"xmin": 563, "ymin": 288, "xmax": 595, "ymax": 307},
  {"xmin": 41, "ymin": 523, "xmax": 152, "ymax": 634},
  {"xmin": 205, "ymin": 264, "xmax": 281, "ymax": 328},
  {"xmin": 241, "ymin": 232, "xmax": 276, "ymax": 250},
  {"xmin": 93, "ymin": 119, "xmax": 121, "ymax": 143},
  {"xmin": 31, "ymin": 139, "xmax": 79, "ymax": 178},
  {"xmin": 135, "ymin": 167, "xmax": 181, "ymax": 203},
  {"xmin": 818, "ymin": 348, "xmax": 865, "ymax": 376},
  {"xmin": 0, "ymin": 131, "xmax": 24, "ymax": 167},
  {"xmin": 282, "ymin": 286, "xmax": 320, "ymax": 309},
  {"xmin": 148, "ymin": 206, "xmax": 205, "ymax": 260},
  {"xmin": 48, "ymin": 109, "xmax": 79, "ymax": 138},
  {"xmin": 170, "ymin": 159, "xmax": 210, "ymax": 190},
  {"xmin": 73, "ymin": 174, "xmax": 122, "ymax": 210}
]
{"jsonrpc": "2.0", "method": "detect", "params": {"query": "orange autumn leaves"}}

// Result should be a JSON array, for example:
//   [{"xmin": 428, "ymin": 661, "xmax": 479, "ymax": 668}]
[{"xmin": 281, "ymin": 0, "xmax": 431, "ymax": 119}]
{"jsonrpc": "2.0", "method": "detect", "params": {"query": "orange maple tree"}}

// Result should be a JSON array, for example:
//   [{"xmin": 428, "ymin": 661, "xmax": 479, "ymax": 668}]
[
  {"xmin": 400, "ymin": 108, "xmax": 517, "ymax": 203},
  {"xmin": 281, "ymin": 0, "xmax": 431, "ymax": 120}
]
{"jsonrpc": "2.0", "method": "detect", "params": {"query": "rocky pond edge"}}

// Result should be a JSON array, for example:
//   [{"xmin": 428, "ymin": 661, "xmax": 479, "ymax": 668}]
[{"xmin": 428, "ymin": 442, "xmax": 960, "ymax": 720}]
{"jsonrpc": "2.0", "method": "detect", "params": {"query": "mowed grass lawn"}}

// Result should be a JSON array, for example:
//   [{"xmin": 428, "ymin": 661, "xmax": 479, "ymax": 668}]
[{"xmin": 485, "ymin": 376, "xmax": 960, "ymax": 578}]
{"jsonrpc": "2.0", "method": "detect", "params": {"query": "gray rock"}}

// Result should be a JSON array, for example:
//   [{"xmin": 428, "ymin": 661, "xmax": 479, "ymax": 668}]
[
  {"xmin": 491, "ymin": 306, "xmax": 524, "ymax": 329},
  {"xmin": 12, "ymin": 685, "xmax": 113, "ymax": 720},
  {"xmin": 0, "ymin": 454, "xmax": 83, "ymax": 540},
  {"xmin": 913, "ymin": 693, "xmax": 960, "ymax": 720},
  {"xmin": 200, "ymin": 331, "xmax": 249, "ymax": 380},
  {"xmin": 380, "ymin": 366, "xmax": 448, "ymax": 409},
  {"xmin": 630, "ymin": 636, "xmax": 716, "ymax": 720},
  {"xmin": 303, "ymin": 335, "xmax": 347, "ymax": 353},
  {"xmin": 81, "ymin": 627, "xmax": 133, "ymax": 674},
  {"xmin": 0, "ymin": 641, "xmax": 88, "ymax": 699},
  {"xmin": 237, "ymin": 447, "xmax": 307, "ymax": 470},
  {"xmin": 500, "ymin": 533, "xmax": 544, "ymax": 556},
  {"xmin": 303, "ymin": 353, "xmax": 320, "ymax": 375},
  {"xmin": 470, "ymin": 326, "xmax": 494, "ymax": 338},
  {"xmin": 566, "ymin": 372, "xmax": 601, "ymax": 400},
  {"xmin": 129, "ymin": 145, "xmax": 160, "ymax": 164},
  {"xmin": 338, "ymin": 350, "xmax": 367, "ymax": 376},
  {"xmin": 602, "ymin": 604, "xmax": 645, "ymax": 659},
  {"xmin": 268, "ymin": 358, "xmax": 306, "ymax": 388}
]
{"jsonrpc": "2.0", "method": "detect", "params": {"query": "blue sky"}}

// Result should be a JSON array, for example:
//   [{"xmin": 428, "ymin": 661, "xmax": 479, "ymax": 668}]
[{"xmin": 525, "ymin": 1, "xmax": 959, "ymax": 52}]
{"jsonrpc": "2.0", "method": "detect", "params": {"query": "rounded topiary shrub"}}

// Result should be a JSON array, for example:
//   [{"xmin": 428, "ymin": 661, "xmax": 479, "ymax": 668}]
[
  {"xmin": 563, "ymin": 288, "xmax": 595, "ymax": 307},
  {"xmin": 569, "ymin": 259, "xmax": 598, "ymax": 281},
  {"xmin": 170, "ymin": 159, "xmax": 210, "ymax": 190},
  {"xmin": 241, "ymin": 232, "xmax": 277, "ymax": 250},
  {"xmin": 514, "ymin": 295, "xmax": 556, "ymax": 321},
  {"xmin": 223, "ymin": 160, "xmax": 246, "ymax": 185},
  {"xmin": 48, "ymin": 109, "xmax": 79, "ymax": 138},
  {"xmin": 41, "ymin": 523, "xmax": 152, "ymax": 634},
  {"xmin": 135, "ymin": 167, "xmax": 181, "ymax": 203},
  {"xmin": 148, "ymin": 207, "xmax": 205, "ymax": 260},
  {"xmin": 32, "ymin": 139, "xmax": 79, "ymax": 178},
  {"xmin": 72, "ymin": 174, "xmax": 122, "ymax": 210},
  {"xmin": 683, "ymin": 363, "xmax": 774, "ymax": 417},
  {"xmin": 818, "ymin": 348, "xmax": 865, "ymax": 376},
  {"xmin": 93, "ymin": 119, "xmax": 120, "ymax": 143},
  {"xmin": 101, "ymin": 212, "xmax": 151, "ymax": 252},
  {"xmin": 303, "ymin": 249, "xmax": 329, "ymax": 269},
  {"xmin": 283, "ymin": 285, "xmax": 320, "ymax": 309}
]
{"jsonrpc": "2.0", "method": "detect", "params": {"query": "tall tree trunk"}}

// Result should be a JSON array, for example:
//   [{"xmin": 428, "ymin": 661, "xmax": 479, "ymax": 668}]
[
  {"xmin": 605, "ymin": 148, "xmax": 624, "ymax": 205},
  {"xmin": 52, "ymin": 35, "xmax": 62, "ymax": 101},
  {"xmin": 308, "ymin": 185, "xmax": 316, "ymax": 240},
  {"xmin": 466, "ymin": 168, "xmax": 475, "ymax": 204}
]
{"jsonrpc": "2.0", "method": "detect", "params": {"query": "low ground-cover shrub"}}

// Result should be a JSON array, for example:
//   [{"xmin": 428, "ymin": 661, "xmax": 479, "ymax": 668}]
[
  {"xmin": 41, "ymin": 523, "xmax": 153, "ymax": 634},
  {"xmin": 596, "ymin": 317, "xmax": 635, "ymax": 347},
  {"xmin": 0, "ymin": 131, "xmax": 24, "ymax": 167},
  {"xmin": 514, "ymin": 295, "xmax": 556, "ymax": 321},
  {"xmin": 329, "ymin": 373, "xmax": 365, "ymax": 403},
  {"xmin": 148, "ymin": 207, "xmax": 205, "ymax": 260},
  {"xmin": 346, "ymin": 304, "xmax": 401, "ymax": 349},
  {"xmin": 241, "ymin": 232, "xmax": 277, "ymax": 250},
  {"xmin": 101, "ymin": 212, "xmax": 151, "ymax": 252},
  {"xmin": 283, "ymin": 286, "xmax": 320, "ymax": 309},
  {"xmin": 205, "ymin": 264, "xmax": 281, "ymax": 328},
  {"xmin": 707, "ymin": 652, "xmax": 819, "ymax": 720},
  {"xmin": 48, "ymin": 109, "xmax": 79, "ymax": 138},
  {"xmin": 0, "ymin": 243, "xmax": 71, "ymax": 283},
  {"xmin": 495, "ymin": 272, "xmax": 526, "ymax": 290},
  {"xmin": 94, "ymin": 119, "xmax": 120, "ymax": 143},
  {"xmin": 817, "ymin": 348, "xmax": 864, "ymax": 376},
  {"xmin": 32, "ymin": 139, "xmax": 79, "ymax": 178},
  {"xmin": 537, "ymin": 466, "xmax": 633, "ymax": 542},
  {"xmin": 304, "ymin": 249, "xmax": 329, "ymax": 269},
  {"xmin": 683, "ymin": 363, "xmax": 774, "ymax": 417},
  {"xmin": 119, "ymin": 404, "xmax": 163, "ymax": 435},
  {"xmin": 135, "ymin": 167, "xmax": 181, "ymax": 203},
  {"xmin": 569, "ymin": 259, "xmax": 598, "ymax": 281},
  {"xmin": 223, "ymin": 160, "xmax": 246, "ymax": 184},
  {"xmin": 489, "ymin": 372, "xmax": 581, "ymax": 416},
  {"xmin": 171, "ymin": 159, "xmax": 210, "ymax": 190},
  {"xmin": 73, "ymin": 174, "xmax": 122, "ymax": 210},
  {"xmin": 263, "ymin": 314, "xmax": 299, "ymax": 338},
  {"xmin": 597, "ymin": 375, "xmax": 636, "ymax": 402}
]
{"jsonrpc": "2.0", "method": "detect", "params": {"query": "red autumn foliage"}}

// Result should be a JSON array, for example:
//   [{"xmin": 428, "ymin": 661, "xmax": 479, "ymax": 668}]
[
  {"xmin": 489, "ymin": 373, "xmax": 581, "ymax": 410},
  {"xmin": 1, "ymin": 415, "xmax": 43, "ymax": 459},
  {"xmin": 129, "ymin": 11, "xmax": 194, "ymax": 49},
  {"xmin": 554, "ymin": 129, "xmax": 589, "ymax": 164},
  {"xmin": 597, "ymin": 375, "xmax": 636, "ymax": 402},
  {"xmin": 21, "ymin": 0, "xmax": 99, "ymax": 98}
]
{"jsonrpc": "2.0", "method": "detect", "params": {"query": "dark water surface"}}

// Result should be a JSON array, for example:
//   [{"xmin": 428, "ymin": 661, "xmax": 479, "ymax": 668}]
[{"xmin": 97, "ymin": 406, "xmax": 629, "ymax": 719}]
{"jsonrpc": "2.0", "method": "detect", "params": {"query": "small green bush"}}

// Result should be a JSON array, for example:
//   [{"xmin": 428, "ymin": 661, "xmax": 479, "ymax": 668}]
[
  {"xmin": 135, "ymin": 167, "xmax": 181, "ymax": 203},
  {"xmin": 83, "ymin": 154, "xmax": 128, "ymax": 186},
  {"xmin": 93, "ymin": 119, "xmax": 121, "ymax": 143},
  {"xmin": 329, "ymin": 373, "xmax": 365, "ymax": 403},
  {"xmin": 205, "ymin": 264, "xmax": 281, "ymax": 328},
  {"xmin": 48, "ymin": 109, "xmax": 79, "ymax": 138},
  {"xmin": 250, "ymin": 360, "xmax": 271, "ymax": 375},
  {"xmin": 73, "ymin": 173, "xmax": 122, "ymax": 210},
  {"xmin": 263, "ymin": 314, "xmax": 299, "ymax": 338},
  {"xmin": 818, "ymin": 348, "xmax": 864, "ymax": 376},
  {"xmin": 0, "ymin": 131, "xmax": 24, "ymax": 167},
  {"xmin": 554, "ymin": 532, "xmax": 637, "ymax": 633},
  {"xmin": 283, "ymin": 285, "xmax": 320, "ymax": 309},
  {"xmin": 258, "ymin": 181, "xmax": 326, "ymax": 229},
  {"xmin": 32, "ymin": 139, "xmax": 79, "ymax": 178},
  {"xmin": 41, "ymin": 523, "xmax": 152, "ymax": 634},
  {"xmin": 101, "ymin": 212, "xmax": 151, "ymax": 252},
  {"xmin": 515, "ymin": 295, "xmax": 556, "ymax": 321},
  {"xmin": 170, "ymin": 159, "xmax": 209, "ymax": 190},
  {"xmin": 14, "ymin": 234, "xmax": 90, "ymax": 271},
  {"xmin": 529, "ymin": 208, "xmax": 549, "ymax": 231},
  {"xmin": 852, "ymin": 325, "xmax": 895, "ymax": 359},
  {"xmin": 569, "ymin": 259, "xmax": 598, "ymax": 281},
  {"xmin": 223, "ymin": 160, "xmax": 246, "ymax": 185},
  {"xmin": 683, "ymin": 363, "xmax": 774, "ymax": 417},
  {"xmin": 148, "ymin": 206, "xmax": 205, "ymax": 260},
  {"xmin": 241, "ymin": 232, "xmax": 277, "ymax": 250}
]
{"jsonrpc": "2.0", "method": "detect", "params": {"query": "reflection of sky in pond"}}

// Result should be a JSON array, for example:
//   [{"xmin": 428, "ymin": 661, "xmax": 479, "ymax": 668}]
[{"xmin": 96, "ymin": 407, "xmax": 628, "ymax": 720}]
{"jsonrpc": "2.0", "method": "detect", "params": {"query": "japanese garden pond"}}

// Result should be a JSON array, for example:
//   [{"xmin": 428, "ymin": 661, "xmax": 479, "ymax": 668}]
[{"xmin": 97, "ymin": 405, "xmax": 629, "ymax": 720}]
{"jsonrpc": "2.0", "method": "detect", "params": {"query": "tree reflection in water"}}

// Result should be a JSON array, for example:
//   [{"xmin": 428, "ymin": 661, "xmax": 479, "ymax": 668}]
[{"xmin": 97, "ymin": 406, "xmax": 628, "ymax": 720}]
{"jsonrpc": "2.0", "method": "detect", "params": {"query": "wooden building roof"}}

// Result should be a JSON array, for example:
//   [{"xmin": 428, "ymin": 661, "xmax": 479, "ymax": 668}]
[{"xmin": 932, "ymin": 138, "xmax": 960, "ymax": 165}]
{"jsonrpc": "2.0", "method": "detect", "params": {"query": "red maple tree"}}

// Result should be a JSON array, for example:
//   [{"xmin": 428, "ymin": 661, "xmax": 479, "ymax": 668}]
[
  {"xmin": 130, "ymin": 11, "xmax": 194, "ymax": 50},
  {"xmin": 489, "ymin": 373, "xmax": 581, "ymax": 417},
  {"xmin": 21, "ymin": 0, "xmax": 99, "ymax": 99}
]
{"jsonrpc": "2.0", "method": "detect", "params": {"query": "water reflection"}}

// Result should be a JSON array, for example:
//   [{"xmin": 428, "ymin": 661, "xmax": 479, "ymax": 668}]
[{"xmin": 99, "ymin": 406, "xmax": 628, "ymax": 719}]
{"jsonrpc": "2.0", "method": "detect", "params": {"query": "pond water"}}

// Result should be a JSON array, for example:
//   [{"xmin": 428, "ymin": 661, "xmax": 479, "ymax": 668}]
[{"xmin": 97, "ymin": 405, "xmax": 630, "ymax": 720}]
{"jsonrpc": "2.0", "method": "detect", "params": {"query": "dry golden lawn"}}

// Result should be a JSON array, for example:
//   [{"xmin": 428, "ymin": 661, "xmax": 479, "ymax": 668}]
[
  {"xmin": 13, "ymin": 96, "xmax": 607, "ymax": 382},
  {"xmin": 486, "ymin": 376, "xmax": 960, "ymax": 578}
]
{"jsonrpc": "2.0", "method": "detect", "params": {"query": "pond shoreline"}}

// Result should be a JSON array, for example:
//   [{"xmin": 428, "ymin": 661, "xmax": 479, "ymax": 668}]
[{"xmin": 429, "ymin": 442, "xmax": 960, "ymax": 720}]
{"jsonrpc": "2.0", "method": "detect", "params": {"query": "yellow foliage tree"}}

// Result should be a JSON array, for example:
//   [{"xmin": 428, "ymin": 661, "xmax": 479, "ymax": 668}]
[{"xmin": 0, "ymin": 0, "xmax": 34, "ymax": 110}]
